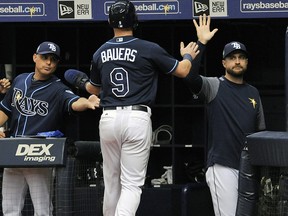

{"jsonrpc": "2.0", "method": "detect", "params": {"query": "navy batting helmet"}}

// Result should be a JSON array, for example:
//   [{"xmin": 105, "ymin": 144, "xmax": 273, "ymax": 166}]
[{"xmin": 109, "ymin": 0, "xmax": 138, "ymax": 29}]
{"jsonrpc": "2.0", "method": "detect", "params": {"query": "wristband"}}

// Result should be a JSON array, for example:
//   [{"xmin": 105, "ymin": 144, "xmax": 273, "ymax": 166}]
[
  {"xmin": 183, "ymin": 53, "xmax": 193, "ymax": 63},
  {"xmin": 76, "ymin": 77, "xmax": 88, "ymax": 91}
]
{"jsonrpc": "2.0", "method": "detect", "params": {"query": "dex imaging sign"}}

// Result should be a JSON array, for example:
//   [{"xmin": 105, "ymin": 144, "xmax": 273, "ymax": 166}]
[
  {"xmin": 0, "ymin": 138, "xmax": 68, "ymax": 167},
  {"xmin": 16, "ymin": 144, "xmax": 56, "ymax": 162}
]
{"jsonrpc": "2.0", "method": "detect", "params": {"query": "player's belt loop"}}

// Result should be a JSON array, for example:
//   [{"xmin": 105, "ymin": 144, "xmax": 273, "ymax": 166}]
[{"xmin": 103, "ymin": 105, "xmax": 150, "ymax": 113}]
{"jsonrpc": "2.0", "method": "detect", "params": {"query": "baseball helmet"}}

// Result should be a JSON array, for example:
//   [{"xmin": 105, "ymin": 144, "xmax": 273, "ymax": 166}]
[{"xmin": 109, "ymin": 0, "xmax": 138, "ymax": 29}]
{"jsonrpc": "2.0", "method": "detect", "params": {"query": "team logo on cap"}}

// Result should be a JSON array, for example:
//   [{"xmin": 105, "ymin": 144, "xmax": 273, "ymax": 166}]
[
  {"xmin": 231, "ymin": 42, "xmax": 242, "ymax": 50},
  {"xmin": 48, "ymin": 43, "xmax": 57, "ymax": 52}
]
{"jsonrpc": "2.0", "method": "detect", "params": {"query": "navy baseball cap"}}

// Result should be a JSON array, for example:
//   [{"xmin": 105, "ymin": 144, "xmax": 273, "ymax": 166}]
[
  {"xmin": 222, "ymin": 41, "xmax": 248, "ymax": 59},
  {"xmin": 36, "ymin": 41, "xmax": 61, "ymax": 59}
]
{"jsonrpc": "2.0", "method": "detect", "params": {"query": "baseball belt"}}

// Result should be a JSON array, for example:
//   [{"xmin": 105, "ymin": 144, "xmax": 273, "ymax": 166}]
[{"xmin": 103, "ymin": 105, "xmax": 148, "ymax": 113}]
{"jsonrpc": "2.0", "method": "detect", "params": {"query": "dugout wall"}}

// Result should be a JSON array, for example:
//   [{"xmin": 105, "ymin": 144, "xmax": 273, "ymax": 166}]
[{"xmin": 0, "ymin": 3, "xmax": 287, "ymax": 215}]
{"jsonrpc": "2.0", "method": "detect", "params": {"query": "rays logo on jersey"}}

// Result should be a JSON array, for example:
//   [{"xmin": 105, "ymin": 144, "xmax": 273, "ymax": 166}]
[
  {"xmin": 193, "ymin": 0, "xmax": 228, "ymax": 17},
  {"xmin": 58, "ymin": 0, "xmax": 92, "ymax": 20},
  {"xmin": 12, "ymin": 88, "xmax": 48, "ymax": 117}
]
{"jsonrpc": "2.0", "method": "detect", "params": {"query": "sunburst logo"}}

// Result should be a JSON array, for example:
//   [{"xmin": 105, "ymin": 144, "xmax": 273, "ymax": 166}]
[
  {"xmin": 29, "ymin": 6, "xmax": 36, "ymax": 17},
  {"xmin": 163, "ymin": 4, "xmax": 170, "ymax": 15},
  {"xmin": 15, "ymin": 91, "xmax": 22, "ymax": 101},
  {"xmin": 249, "ymin": 98, "xmax": 257, "ymax": 109}
]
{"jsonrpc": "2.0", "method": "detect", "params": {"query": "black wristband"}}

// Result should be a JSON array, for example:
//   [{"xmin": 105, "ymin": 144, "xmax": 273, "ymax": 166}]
[
  {"xmin": 183, "ymin": 53, "xmax": 193, "ymax": 63},
  {"xmin": 76, "ymin": 77, "xmax": 88, "ymax": 91}
]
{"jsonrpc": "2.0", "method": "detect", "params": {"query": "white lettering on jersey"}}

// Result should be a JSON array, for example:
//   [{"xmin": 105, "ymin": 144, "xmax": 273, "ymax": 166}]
[
  {"xmin": 101, "ymin": 48, "xmax": 137, "ymax": 63},
  {"xmin": 12, "ymin": 88, "xmax": 49, "ymax": 116}
]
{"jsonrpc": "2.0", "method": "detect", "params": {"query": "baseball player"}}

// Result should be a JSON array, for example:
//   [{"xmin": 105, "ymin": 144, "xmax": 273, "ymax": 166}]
[
  {"xmin": 0, "ymin": 41, "xmax": 99, "ymax": 216},
  {"xmin": 64, "ymin": 0, "xmax": 199, "ymax": 215},
  {"xmin": 184, "ymin": 15, "xmax": 266, "ymax": 216}
]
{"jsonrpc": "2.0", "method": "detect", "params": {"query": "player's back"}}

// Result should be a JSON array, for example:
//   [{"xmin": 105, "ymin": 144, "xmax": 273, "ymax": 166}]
[{"xmin": 91, "ymin": 36, "xmax": 177, "ymax": 106}]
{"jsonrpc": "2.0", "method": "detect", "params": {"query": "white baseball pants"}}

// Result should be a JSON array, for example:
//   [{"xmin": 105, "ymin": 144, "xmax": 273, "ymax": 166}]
[
  {"xmin": 2, "ymin": 167, "xmax": 54, "ymax": 216},
  {"xmin": 205, "ymin": 164, "xmax": 239, "ymax": 216},
  {"xmin": 99, "ymin": 107, "xmax": 152, "ymax": 216}
]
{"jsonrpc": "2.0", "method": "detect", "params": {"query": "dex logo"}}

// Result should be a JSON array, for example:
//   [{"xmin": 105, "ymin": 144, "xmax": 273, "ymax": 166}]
[
  {"xmin": 16, "ymin": 144, "xmax": 54, "ymax": 156},
  {"xmin": 15, "ymin": 144, "xmax": 56, "ymax": 162}
]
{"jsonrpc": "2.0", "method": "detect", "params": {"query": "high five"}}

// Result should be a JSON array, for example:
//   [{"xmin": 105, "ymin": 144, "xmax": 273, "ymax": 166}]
[{"xmin": 185, "ymin": 14, "xmax": 266, "ymax": 216}]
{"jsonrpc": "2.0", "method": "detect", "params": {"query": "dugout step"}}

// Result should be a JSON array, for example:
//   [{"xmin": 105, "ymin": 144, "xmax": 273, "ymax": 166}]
[{"xmin": 137, "ymin": 183, "xmax": 214, "ymax": 216}]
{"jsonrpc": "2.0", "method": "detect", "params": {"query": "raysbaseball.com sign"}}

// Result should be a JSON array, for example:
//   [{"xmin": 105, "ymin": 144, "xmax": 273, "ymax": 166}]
[{"xmin": 0, "ymin": 0, "xmax": 286, "ymax": 22}]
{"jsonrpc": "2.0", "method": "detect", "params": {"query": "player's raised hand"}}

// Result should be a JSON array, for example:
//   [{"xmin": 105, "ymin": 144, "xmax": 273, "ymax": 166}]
[
  {"xmin": 0, "ymin": 78, "xmax": 11, "ymax": 94},
  {"xmin": 193, "ymin": 14, "xmax": 218, "ymax": 45},
  {"xmin": 180, "ymin": 41, "xmax": 200, "ymax": 60}
]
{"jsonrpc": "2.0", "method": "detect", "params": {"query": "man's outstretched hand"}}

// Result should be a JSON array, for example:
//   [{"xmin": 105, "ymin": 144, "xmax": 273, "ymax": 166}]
[{"xmin": 193, "ymin": 14, "xmax": 218, "ymax": 45}]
